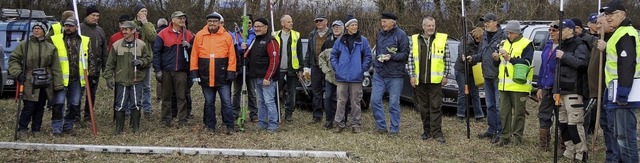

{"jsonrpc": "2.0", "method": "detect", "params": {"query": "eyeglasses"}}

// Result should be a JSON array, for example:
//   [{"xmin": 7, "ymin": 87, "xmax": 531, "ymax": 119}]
[
  {"xmin": 248, "ymin": 22, "xmax": 252, "ymax": 24},
  {"xmin": 548, "ymin": 28, "xmax": 559, "ymax": 32},
  {"xmin": 605, "ymin": 11, "xmax": 622, "ymax": 17},
  {"xmin": 315, "ymin": 20, "xmax": 324, "ymax": 23},
  {"xmin": 207, "ymin": 19, "xmax": 219, "ymax": 23},
  {"xmin": 254, "ymin": 25, "xmax": 266, "ymax": 28}
]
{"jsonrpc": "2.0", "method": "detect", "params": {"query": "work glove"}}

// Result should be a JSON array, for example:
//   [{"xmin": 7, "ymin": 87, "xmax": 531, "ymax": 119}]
[
  {"xmin": 303, "ymin": 67, "xmax": 311, "ymax": 80},
  {"xmin": 226, "ymin": 71, "xmax": 237, "ymax": 81},
  {"xmin": 155, "ymin": 71, "xmax": 163, "ymax": 82},
  {"xmin": 616, "ymin": 87, "xmax": 631, "ymax": 105},
  {"xmin": 182, "ymin": 41, "xmax": 191, "ymax": 49},
  {"xmin": 17, "ymin": 72, "xmax": 25, "ymax": 83},
  {"xmin": 107, "ymin": 80, "xmax": 115, "ymax": 90},
  {"xmin": 132, "ymin": 59, "xmax": 144, "ymax": 68}
]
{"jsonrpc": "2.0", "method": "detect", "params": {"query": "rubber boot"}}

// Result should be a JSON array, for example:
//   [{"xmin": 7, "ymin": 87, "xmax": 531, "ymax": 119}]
[
  {"xmin": 115, "ymin": 111, "xmax": 125, "ymax": 134},
  {"xmin": 539, "ymin": 128, "xmax": 551, "ymax": 151},
  {"xmin": 563, "ymin": 141, "xmax": 575, "ymax": 160},
  {"xmin": 130, "ymin": 109, "xmax": 141, "ymax": 133}
]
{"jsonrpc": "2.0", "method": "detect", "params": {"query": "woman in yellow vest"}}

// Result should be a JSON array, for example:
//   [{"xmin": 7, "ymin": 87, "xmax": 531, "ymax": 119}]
[{"xmin": 495, "ymin": 21, "xmax": 534, "ymax": 146}]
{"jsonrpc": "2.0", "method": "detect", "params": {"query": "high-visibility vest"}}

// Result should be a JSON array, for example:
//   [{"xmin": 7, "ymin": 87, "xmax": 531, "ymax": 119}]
[
  {"xmin": 498, "ymin": 37, "xmax": 534, "ymax": 93},
  {"xmin": 411, "ymin": 33, "xmax": 447, "ymax": 84},
  {"xmin": 274, "ymin": 30, "xmax": 300, "ymax": 69},
  {"xmin": 605, "ymin": 26, "xmax": 640, "ymax": 86},
  {"xmin": 50, "ymin": 23, "xmax": 62, "ymax": 36},
  {"xmin": 50, "ymin": 34, "xmax": 89, "ymax": 87}
]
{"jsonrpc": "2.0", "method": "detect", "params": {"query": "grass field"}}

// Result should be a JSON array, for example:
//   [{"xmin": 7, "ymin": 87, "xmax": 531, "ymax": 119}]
[{"xmin": 0, "ymin": 80, "xmax": 618, "ymax": 162}]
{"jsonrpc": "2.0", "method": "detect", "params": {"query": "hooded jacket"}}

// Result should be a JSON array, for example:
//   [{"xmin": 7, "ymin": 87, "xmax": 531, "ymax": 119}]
[
  {"xmin": 554, "ymin": 36, "xmax": 589, "ymax": 94},
  {"xmin": 471, "ymin": 28, "xmax": 506, "ymax": 79},
  {"xmin": 153, "ymin": 22, "xmax": 194, "ymax": 72},
  {"xmin": 190, "ymin": 25, "xmax": 236, "ymax": 87},
  {"xmin": 103, "ymin": 38, "xmax": 151, "ymax": 86},
  {"xmin": 9, "ymin": 36, "xmax": 63, "ymax": 101}
]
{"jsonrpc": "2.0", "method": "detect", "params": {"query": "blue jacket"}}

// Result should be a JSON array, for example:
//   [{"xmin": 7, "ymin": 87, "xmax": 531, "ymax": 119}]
[
  {"xmin": 373, "ymin": 26, "xmax": 410, "ymax": 78},
  {"xmin": 538, "ymin": 40, "xmax": 557, "ymax": 89},
  {"xmin": 331, "ymin": 34, "xmax": 372, "ymax": 83},
  {"xmin": 153, "ymin": 25, "xmax": 194, "ymax": 72}
]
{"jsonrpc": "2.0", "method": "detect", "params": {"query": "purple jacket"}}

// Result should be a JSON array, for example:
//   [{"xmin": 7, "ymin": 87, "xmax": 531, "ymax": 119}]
[{"xmin": 538, "ymin": 40, "xmax": 556, "ymax": 89}]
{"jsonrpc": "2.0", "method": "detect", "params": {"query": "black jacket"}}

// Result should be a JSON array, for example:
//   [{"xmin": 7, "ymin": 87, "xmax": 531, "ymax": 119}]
[
  {"xmin": 304, "ymin": 28, "xmax": 332, "ymax": 68},
  {"xmin": 471, "ymin": 28, "xmax": 506, "ymax": 79},
  {"xmin": 555, "ymin": 36, "xmax": 590, "ymax": 95},
  {"xmin": 455, "ymin": 34, "xmax": 480, "ymax": 71}
]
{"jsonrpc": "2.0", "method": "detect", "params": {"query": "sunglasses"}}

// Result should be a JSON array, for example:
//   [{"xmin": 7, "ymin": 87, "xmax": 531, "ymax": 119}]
[{"xmin": 548, "ymin": 28, "xmax": 559, "ymax": 32}]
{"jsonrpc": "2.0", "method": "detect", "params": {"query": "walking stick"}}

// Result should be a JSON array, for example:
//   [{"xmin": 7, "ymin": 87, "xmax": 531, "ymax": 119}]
[
  {"xmin": 461, "ymin": 0, "xmax": 471, "ymax": 139},
  {"xmin": 591, "ymin": 4, "xmax": 605, "ymax": 152},
  {"xmin": 269, "ymin": 0, "xmax": 281, "ymax": 123},
  {"xmin": 14, "ymin": 0, "xmax": 33, "ymax": 140},
  {"xmin": 72, "ymin": 0, "xmax": 97, "ymax": 138},
  {"xmin": 553, "ymin": 1, "xmax": 565, "ymax": 162}
]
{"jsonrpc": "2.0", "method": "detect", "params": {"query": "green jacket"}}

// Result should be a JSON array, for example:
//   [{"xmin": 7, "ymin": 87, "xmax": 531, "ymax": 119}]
[
  {"xmin": 318, "ymin": 49, "xmax": 335, "ymax": 84},
  {"xmin": 9, "ymin": 36, "xmax": 63, "ymax": 101},
  {"xmin": 103, "ymin": 38, "xmax": 151, "ymax": 86},
  {"xmin": 134, "ymin": 20, "xmax": 157, "ymax": 47}
]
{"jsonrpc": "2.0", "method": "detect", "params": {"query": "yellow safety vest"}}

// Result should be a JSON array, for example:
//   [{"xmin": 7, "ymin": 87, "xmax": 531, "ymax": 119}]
[
  {"xmin": 50, "ymin": 23, "xmax": 62, "ymax": 36},
  {"xmin": 411, "ymin": 33, "xmax": 447, "ymax": 84},
  {"xmin": 498, "ymin": 37, "xmax": 533, "ymax": 93},
  {"xmin": 50, "ymin": 34, "xmax": 89, "ymax": 87},
  {"xmin": 274, "ymin": 30, "xmax": 300, "ymax": 69},
  {"xmin": 605, "ymin": 26, "xmax": 640, "ymax": 86}
]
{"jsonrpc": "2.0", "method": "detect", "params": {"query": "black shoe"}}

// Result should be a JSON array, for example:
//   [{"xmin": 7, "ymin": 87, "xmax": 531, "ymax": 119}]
[
  {"xmin": 206, "ymin": 128, "xmax": 216, "ymax": 134},
  {"xmin": 161, "ymin": 121, "xmax": 172, "ymax": 128},
  {"xmin": 477, "ymin": 132, "xmax": 493, "ymax": 139},
  {"xmin": 225, "ymin": 128, "xmax": 234, "ymax": 135},
  {"xmin": 285, "ymin": 115, "xmax": 293, "ymax": 122},
  {"xmin": 250, "ymin": 116, "xmax": 258, "ymax": 123},
  {"xmin": 421, "ymin": 132, "xmax": 431, "ymax": 140},
  {"xmin": 63, "ymin": 128, "xmax": 76, "ymax": 136},
  {"xmin": 495, "ymin": 138, "xmax": 510, "ymax": 147},
  {"xmin": 310, "ymin": 117, "xmax": 321, "ymax": 124},
  {"xmin": 388, "ymin": 132, "xmax": 398, "ymax": 137},
  {"xmin": 333, "ymin": 126, "xmax": 345, "ymax": 133},
  {"xmin": 475, "ymin": 117, "xmax": 485, "ymax": 122},
  {"xmin": 144, "ymin": 112, "xmax": 152, "ymax": 119},
  {"xmin": 436, "ymin": 137, "xmax": 446, "ymax": 144}
]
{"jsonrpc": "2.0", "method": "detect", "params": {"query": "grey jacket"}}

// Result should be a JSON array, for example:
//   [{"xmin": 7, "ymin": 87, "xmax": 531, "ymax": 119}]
[{"xmin": 470, "ymin": 28, "xmax": 506, "ymax": 79}]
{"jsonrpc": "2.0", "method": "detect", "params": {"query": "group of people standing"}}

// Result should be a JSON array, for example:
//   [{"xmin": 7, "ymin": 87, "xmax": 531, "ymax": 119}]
[{"xmin": 8, "ymin": 1, "xmax": 638, "ymax": 162}]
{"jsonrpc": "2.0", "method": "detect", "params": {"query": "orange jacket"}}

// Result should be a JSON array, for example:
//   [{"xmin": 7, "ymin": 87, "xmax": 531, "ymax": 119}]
[{"xmin": 190, "ymin": 25, "xmax": 237, "ymax": 87}]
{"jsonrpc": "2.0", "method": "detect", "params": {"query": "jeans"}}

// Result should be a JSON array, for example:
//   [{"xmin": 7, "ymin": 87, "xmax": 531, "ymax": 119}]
[
  {"xmin": 255, "ymin": 78, "xmax": 279, "ymax": 130},
  {"xmin": 370, "ymin": 73, "xmax": 403, "ymax": 133},
  {"xmin": 612, "ymin": 108, "xmax": 638, "ymax": 163},
  {"xmin": 233, "ymin": 72, "xmax": 257, "ymax": 120},
  {"xmin": 142, "ymin": 69, "xmax": 152, "ymax": 113},
  {"xmin": 52, "ymin": 79, "xmax": 83, "ymax": 131},
  {"xmin": 601, "ymin": 107, "xmax": 620, "ymax": 162},
  {"xmin": 311, "ymin": 65, "xmax": 325, "ymax": 120},
  {"xmin": 83, "ymin": 76, "xmax": 100, "ymax": 120},
  {"xmin": 484, "ymin": 78, "xmax": 501, "ymax": 135},
  {"xmin": 18, "ymin": 90, "xmax": 47, "ymax": 132},
  {"xmin": 455, "ymin": 70, "xmax": 484, "ymax": 118},
  {"xmin": 201, "ymin": 84, "xmax": 234, "ymax": 129}
]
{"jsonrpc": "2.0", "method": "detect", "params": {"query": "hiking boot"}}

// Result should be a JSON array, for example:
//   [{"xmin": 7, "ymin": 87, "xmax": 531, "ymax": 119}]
[
  {"xmin": 375, "ymin": 128, "xmax": 388, "ymax": 134},
  {"xmin": 267, "ymin": 129, "xmax": 278, "ymax": 134},
  {"xmin": 490, "ymin": 135, "xmax": 501, "ymax": 144},
  {"xmin": 31, "ymin": 131, "xmax": 41, "ymax": 138},
  {"xmin": 477, "ymin": 132, "xmax": 493, "ymax": 139},
  {"xmin": 161, "ymin": 121, "xmax": 172, "ymax": 128},
  {"xmin": 310, "ymin": 117, "xmax": 321, "ymax": 124},
  {"xmin": 421, "ymin": 132, "xmax": 431, "ymax": 140},
  {"xmin": 388, "ymin": 132, "xmax": 399, "ymax": 137},
  {"xmin": 495, "ymin": 138, "xmax": 510, "ymax": 147},
  {"xmin": 351, "ymin": 127, "xmax": 361, "ymax": 133},
  {"xmin": 323, "ymin": 121, "xmax": 334, "ymax": 129},
  {"xmin": 436, "ymin": 137, "xmax": 446, "ymax": 144},
  {"xmin": 63, "ymin": 128, "xmax": 76, "ymax": 136},
  {"xmin": 333, "ymin": 126, "xmax": 345, "ymax": 133},
  {"xmin": 285, "ymin": 115, "xmax": 293, "ymax": 122},
  {"xmin": 16, "ymin": 130, "xmax": 28, "ymax": 139},
  {"xmin": 206, "ymin": 128, "xmax": 216, "ymax": 134},
  {"xmin": 225, "ymin": 128, "xmax": 234, "ymax": 135}
]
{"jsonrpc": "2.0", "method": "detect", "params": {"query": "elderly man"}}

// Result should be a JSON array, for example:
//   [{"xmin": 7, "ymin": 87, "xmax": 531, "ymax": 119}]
[
  {"xmin": 80, "ymin": 5, "xmax": 108, "ymax": 123},
  {"xmin": 597, "ymin": 1, "xmax": 640, "ymax": 162},
  {"xmin": 274, "ymin": 15, "xmax": 303, "ymax": 122},
  {"xmin": 133, "ymin": 3, "xmax": 157, "ymax": 118},
  {"xmin": 304, "ymin": 14, "xmax": 332, "ymax": 124},
  {"xmin": 153, "ymin": 11, "xmax": 194, "ymax": 128},
  {"xmin": 371, "ymin": 13, "xmax": 410, "ymax": 136},
  {"xmin": 408, "ymin": 16, "xmax": 450, "ymax": 143}
]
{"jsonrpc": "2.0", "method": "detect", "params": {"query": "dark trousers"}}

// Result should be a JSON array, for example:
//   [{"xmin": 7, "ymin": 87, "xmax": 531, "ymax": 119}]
[
  {"xmin": 278, "ymin": 72, "xmax": 298, "ymax": 116},
  {"xmin": 416, "ymin": 83, "xmax": 444, "ymax": 138},
  {"xmin": 311, "ymin": 65, "xmax": 325, "ymax": 120},
  {"xmin": 538, "ymin": 89, "xmax": 555, "ymax": 129},
  {"xmin": 233, "ymin": 72, "xmax": 257, "ymax": 119},
  {"xmin": 82, "ymin": 76, "xmax": 100, "ymax": 120},
  {"xmin": 18, "ymin": 90, "xmax": 47, "ymax": 132},
  {"xmin": 161, "ymin": 71, "xmax": 188, "ymax": 123}
]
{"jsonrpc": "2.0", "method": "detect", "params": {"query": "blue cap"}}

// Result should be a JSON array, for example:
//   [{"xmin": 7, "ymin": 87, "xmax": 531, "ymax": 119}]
[
  {"xmin": 562, "ymin": 19, "xmax": 576, "ymax": 30},
  {"xmin": 588, "ymin": 13, "xmax": 598, "ymax": 23}
]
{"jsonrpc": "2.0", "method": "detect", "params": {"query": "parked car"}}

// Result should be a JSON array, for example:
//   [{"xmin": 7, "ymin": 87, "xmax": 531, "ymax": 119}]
[
  {"xmin": 399, "ymin": 39, "xmax": 487, "ymax": 109},
  {"xmin": 1, "ymin": 8, "xmax": 56, "ymax": 96}
]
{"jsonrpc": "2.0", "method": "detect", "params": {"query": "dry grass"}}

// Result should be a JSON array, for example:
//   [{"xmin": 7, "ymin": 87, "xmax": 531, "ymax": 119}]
[{"xmin": 0, "ymin": 80, "xmax": 612, "ymax": 162}]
